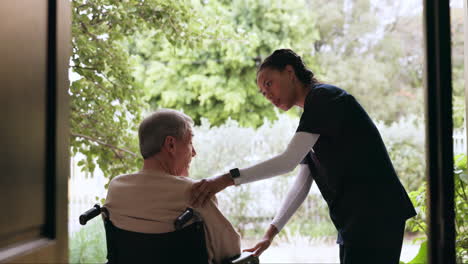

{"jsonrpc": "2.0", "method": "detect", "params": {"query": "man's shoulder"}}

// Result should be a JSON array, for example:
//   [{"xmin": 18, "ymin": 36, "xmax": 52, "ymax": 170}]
[
  {"xmin": 173, "ymin": 175, "xmax": 196, "ymax": 186},
  {"xmin": 108, "ymin": 171, "xmax": 198, "ymax": 193},
  {"xmin": 108, "ymin": 173, "xmax": 136, "ymax": 185}
]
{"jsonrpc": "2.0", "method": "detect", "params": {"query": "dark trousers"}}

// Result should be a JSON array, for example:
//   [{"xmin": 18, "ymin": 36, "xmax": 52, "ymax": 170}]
[{"xmin": 339, "ymin": 221, "xmax": 405, "ymax": 264}]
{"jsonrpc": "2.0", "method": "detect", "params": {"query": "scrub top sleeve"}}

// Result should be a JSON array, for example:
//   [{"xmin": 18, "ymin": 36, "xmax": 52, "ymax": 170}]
[{"xmin": 297, "ymin": 87, "xmax": 346, "ymax": 135}]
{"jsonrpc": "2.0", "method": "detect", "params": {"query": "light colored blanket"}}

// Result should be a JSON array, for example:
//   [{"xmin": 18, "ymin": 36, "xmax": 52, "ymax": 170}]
[{"xmin": 104, "ymin": 169, "xmax": 241, "ymax": 264}]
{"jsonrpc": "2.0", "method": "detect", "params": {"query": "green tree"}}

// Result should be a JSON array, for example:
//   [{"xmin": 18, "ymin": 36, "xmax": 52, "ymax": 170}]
[
  {"xmin": 130, "ymin": 0, "xmax": 320, "ymax": 127},
  {"xmin": 71, "ymin": 0, "xmax": 464, "ymax": 185},
  {"xmin": 70, "ymin": 0, "xmax": 222, "ymax": 180},
  {"xmin": 309, "ymin": 0, "xmax": 425, "ymax": 123}
]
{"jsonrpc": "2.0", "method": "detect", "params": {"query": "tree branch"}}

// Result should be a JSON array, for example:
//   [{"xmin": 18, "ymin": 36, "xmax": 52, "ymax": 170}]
[
  {"xmin": 110, "ymin": 148, "xmax": 131, "ymax": 171},
  {"xmin": 72, "ymin": 65, "xmax": 98, "ymax": 71},
  {"xmin": 75, "ymin": 4, "xmax": 91, "ymax": 10},
  {"xmin": 71, "ymin": 132, "xmax": 138, "ymax": 157},
  {"xmin": 80, "ymin": 21, "xmax": 99, "ymax": 41}
]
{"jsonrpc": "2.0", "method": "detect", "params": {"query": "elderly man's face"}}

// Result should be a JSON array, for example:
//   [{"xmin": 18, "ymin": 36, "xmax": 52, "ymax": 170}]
[{"xmin": 174, "ymin": 129, "xmax": 196, "ymax": 176}]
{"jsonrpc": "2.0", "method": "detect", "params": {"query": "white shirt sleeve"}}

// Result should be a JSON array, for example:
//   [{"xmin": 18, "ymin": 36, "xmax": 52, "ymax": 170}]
[
  {"xmin": 271, "ymin": 164, "xmax": 313, "ymax": 231},
  {"xmin": 234, "ymin": 132, "xmax": 319, "ymax": 185}
]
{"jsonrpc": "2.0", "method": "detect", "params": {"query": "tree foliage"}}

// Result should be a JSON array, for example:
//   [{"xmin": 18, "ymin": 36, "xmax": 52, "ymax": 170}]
[
  {"xmin": 406, "ymin": 154, "xmax": 468, "ymax": 263},
  {"xmin": 309, "ymin": 0, "xmax": 426, "ymax": 123},
  {"xmin": 130, "ymin": 0, "xmax": 320, "ymax": 127},
  {"xmin": 70, "ymin": 0, "xmax": 220, "ymax": 179},
  {"xmin": 70, "ymin": 0, "xmax": 465, "ymax": 182}
]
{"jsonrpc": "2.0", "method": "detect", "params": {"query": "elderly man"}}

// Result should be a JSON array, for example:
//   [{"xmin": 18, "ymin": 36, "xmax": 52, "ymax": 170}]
[{"xmin": 104, "ymin": 109, "xmax": 241, "ymax": 264}]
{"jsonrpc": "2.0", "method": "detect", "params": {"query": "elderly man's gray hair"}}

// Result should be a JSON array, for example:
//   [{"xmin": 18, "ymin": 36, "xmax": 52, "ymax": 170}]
[{"xmin": 138, "ymin": 109, "xmax": 194, "ymax": 159}]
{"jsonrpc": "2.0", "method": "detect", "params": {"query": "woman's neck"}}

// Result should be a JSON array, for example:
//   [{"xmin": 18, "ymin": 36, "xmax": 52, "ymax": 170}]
[{"xmin": 295, "ymin": 83, "xmax": 312, "ymax": 108}]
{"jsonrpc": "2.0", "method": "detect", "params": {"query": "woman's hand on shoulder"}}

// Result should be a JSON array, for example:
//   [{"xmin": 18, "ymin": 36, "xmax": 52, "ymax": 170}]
[{"xmin": 189, "ymin": 174, "xmax": 234, "ymax": 207}]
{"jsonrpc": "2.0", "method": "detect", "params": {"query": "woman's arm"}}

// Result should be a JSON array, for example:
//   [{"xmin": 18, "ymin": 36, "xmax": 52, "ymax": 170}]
[
  {"xmin": 244, "ymin": 164, "xmax": 313, "ymax": 256},
  {"xmin": 235, "ymin": 132, "xmax": 319, "ymax": 185},
  {"xmin": 271, "ymin": 164, "xmax": 313, "ymax": 231},
  {"xmin": 190, "ymin": 132, "xmax": 319, "ymax": 207}
]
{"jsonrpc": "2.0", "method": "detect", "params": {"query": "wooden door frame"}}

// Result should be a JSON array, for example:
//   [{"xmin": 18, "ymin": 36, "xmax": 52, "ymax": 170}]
[
  {"xmin": 0, "ymin": 0, "xmax": 70, "ymax": 262},
  {"xmin": 424, "ymin": 0, "xmax": 456, "ymax": 263}
]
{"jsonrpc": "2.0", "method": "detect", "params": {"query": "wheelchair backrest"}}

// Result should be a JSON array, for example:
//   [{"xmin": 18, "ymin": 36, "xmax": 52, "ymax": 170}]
[{"xmin": 102, "ymin": 207, "xmax": 209, "ymax": 264}]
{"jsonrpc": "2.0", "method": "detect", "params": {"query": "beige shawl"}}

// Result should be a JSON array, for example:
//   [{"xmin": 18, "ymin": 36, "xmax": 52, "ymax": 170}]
[{"xmin": 104, "ymin": 169, "xmax": 241, "ymax": 264}]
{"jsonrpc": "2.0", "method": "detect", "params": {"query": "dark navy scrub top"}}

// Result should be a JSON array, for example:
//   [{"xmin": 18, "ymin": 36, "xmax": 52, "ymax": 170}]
[{"xmin": 298, "ymin": 83, "xmax": 417, "ymax": 246}]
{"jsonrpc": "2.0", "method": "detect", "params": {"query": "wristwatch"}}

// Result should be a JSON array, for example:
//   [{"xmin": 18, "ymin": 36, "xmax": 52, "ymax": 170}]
[{"xmin": 229, "ymin": 168, "xmax": 240, "ymax": 179}]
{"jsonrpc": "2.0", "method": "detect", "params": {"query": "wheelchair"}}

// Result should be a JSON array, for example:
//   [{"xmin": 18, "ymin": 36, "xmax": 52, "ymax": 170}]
[{"xmin": 79, "ymin": 204, "xmax": 260, "ymax": 264}]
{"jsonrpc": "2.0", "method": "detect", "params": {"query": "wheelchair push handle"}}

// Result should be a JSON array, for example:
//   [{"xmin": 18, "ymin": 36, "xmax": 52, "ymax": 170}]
[
  {"xmin": 79, "ymin": 204, "xmax": 101, "ymax": 225},
  {"xmin": 174, "ymin": 208, "xmax": 194, "ymax": 230}
]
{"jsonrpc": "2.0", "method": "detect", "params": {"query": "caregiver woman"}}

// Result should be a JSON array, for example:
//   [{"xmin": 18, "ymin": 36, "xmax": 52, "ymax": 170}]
[{"xmin": 190, "ymin": 49, "xmax": 416, "ymax": 264}]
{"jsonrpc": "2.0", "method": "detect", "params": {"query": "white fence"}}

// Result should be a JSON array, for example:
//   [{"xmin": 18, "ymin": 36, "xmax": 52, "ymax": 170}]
[
  {"xmin": 69, "ymin": 153, "xmax": 108, "ymax": 234},
  {"xmin": 453, "ymin": 128, "xmax": 466, "ymax": 155}
]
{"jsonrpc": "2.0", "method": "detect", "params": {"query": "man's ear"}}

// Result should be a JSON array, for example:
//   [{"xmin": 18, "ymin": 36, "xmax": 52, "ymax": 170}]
[{"xmin": 164, "ymin": 136, "xmax": 176, "ymax": 153}]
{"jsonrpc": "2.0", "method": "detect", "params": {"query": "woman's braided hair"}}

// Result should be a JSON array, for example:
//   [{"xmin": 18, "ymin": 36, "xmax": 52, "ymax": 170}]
[{"xmin": 257, "ymin": 49, "xmax": 319, "ymax": 86}]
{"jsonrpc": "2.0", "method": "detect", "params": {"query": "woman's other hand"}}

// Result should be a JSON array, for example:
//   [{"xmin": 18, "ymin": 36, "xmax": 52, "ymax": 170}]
[
  {"xmin": 190, "ymin": 174, "xmax": 234, "ymax": 207},
  {"xmin": 243, "ymin": 224, "xmax": 279, "ymax": 257},
  {"xmin": 243, "ymin": 238, "xmax": 271, "ymax": 257}
]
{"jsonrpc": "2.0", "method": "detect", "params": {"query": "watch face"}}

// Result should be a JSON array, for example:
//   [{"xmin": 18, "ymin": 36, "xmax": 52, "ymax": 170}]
[{"xmin": 230, "ymin": 168, "xmax": 240, "ymax": 178}]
